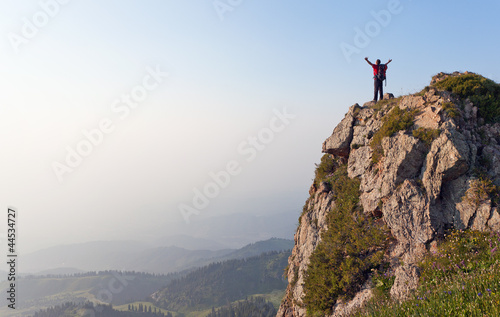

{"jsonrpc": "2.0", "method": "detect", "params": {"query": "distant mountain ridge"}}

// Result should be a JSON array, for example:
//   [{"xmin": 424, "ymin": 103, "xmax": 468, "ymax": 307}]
[
  {"xmin": 1, "ymin": 239, "xmax": 293, "ymax": 317},
  {"xmin": 21, "ymin": 238, "xmax": 293, "ymax": 275}
]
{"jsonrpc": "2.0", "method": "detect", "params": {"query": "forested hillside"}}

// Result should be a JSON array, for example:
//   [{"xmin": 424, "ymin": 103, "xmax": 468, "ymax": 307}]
[{"xmin": 152, "ymin": 251, "xmax": 289, "ymax": 311}]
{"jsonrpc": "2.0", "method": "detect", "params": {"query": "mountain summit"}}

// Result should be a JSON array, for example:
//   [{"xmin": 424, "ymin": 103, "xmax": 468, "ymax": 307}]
[{"xmin": 278, "ymin": 72, "xmax": 500, "ymax": 316}]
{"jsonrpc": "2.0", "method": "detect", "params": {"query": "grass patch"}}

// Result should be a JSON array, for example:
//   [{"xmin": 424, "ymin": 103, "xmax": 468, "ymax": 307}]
[
  {"xmin": 370, "ymin": 105, "xmax": 418, "ymax": 163},
  {"xmin": 412, "ymin": 127, "xmax": 441, "ymax": 146},
  {"xmin": 313, "ymin": 154, "xmax": 337, "ymax": 187},
  {"xmin": 353, "ymin": 230, "xmax": 500, "ymax": 317},
  {"xmin": 415, "ymin": 86, "xmax": 431, "ymax": 96},
  {"xmin": 462, "ymin": 177, "xmax": 499, "ymax": 207},
  {"xmin": 441, "ymin": 101, "xmax": 461, "ymax": 119},
  {"xmin": 433, "ymin": 73, "xmax": 500, "ymax": 123},
  {"xmin": 302, "ymin": 165, "xmax": 391, "ymax": 316},
  {"xmin": 370, "ymin": 97, "xmax": 402, "ymax": 115}
]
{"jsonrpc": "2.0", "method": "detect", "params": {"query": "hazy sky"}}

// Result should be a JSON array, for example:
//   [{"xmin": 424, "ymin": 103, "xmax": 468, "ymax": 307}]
[{"xmin": 1, "ymin": 0, "xmax": 500, "ymax": 253}]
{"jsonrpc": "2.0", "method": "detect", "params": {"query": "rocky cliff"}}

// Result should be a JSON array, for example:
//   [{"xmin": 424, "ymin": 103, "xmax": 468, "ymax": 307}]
[{"xmin": 278, "ymin": 72, "xmax": 500, "ymax": 316}]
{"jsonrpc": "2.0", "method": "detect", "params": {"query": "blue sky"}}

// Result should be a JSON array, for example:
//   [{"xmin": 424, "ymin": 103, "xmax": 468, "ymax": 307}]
[{"xmin": 1, "ymin": 0, "xmax": 499, "ymax": 253}]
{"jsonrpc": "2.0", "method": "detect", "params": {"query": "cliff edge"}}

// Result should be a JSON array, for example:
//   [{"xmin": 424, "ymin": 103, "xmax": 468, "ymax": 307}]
[{"xmin": 278, "ymin": 72, "xmax": 500, "ymax": 316}]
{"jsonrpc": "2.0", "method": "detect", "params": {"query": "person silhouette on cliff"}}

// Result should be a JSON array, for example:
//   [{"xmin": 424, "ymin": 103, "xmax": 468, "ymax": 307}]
[{"xmin": 365, "ymin": 57, "xmax": 392, "ymax": 102}]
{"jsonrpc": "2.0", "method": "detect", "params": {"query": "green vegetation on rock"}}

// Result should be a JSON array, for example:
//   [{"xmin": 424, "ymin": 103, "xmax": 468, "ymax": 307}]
[
  {"xmin": 412, "ymin": 127, "xmax": 441, "ymax": 146},
  {"xmin": 313, "ymin": 154, "xmax": 338, "ymax": 187},
  {"xmin": 303, "ymin": 164, "xmax": 391, "ymax": 316},
  {"xmin": 370, "ymin": 105, "xmax": 418, "ymax": 163},
  {"xmin": 433, "ymin": 73, "xmax": 500, "ymax": 123},
  {"xmin": 441, "ymin": 101, "xmax": 461, "ymax": 119},
  {"xmin": 462, "ymin": 177, "xmax": 499, "ymax": 207}
]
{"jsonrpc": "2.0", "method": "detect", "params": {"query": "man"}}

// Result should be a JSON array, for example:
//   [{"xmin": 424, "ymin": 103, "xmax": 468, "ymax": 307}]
[{"xmin": 365, "ymin": 57, "xmax": 392, "ymax": 102}]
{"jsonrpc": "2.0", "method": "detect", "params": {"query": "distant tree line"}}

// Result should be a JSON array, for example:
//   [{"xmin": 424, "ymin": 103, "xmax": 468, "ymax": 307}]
[
  {"xmin": 32, "ymin": 301, "xmax": 168, "ymax": 317},
  {"xmin": 23, "ymin": 270, "xmax": 180, "ymax": 280},
  {"xmin": 205, "ymin": 297, "xmax": 276, "ymax": 317},
  {"xmin": 128, "ymin": 303, "xmax": 172, "ymax": 317}
]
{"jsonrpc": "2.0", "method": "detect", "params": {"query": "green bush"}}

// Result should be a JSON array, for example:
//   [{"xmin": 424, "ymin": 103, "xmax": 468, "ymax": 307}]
[
  {"xmin": 433, "ymin": 73, "xmax": 500, "ymax": 123},
  {"xmin": 441, "ymin": 101, "xmax": 461, "ymax": 119},
  {"xmin": 313, "ymin": 154, "xmax": 337, "ymax": 187},
  {"xmin": 370, "ymin": 97, "xmax": 402, "ymax": 114},
  {"xmin": 303, "ymin": 165, "xmax": 390, "ymax": 315},
  {"xmin": 412, "ymin": 127, "xmax": 441, "ymax": 146},
  {"xmin": 370, "ymin": 105, "xmax": 418, "ymax": 163},
  {"xmin": 462, "ymin": 177, "xmax": 499, "ymax": 207}
]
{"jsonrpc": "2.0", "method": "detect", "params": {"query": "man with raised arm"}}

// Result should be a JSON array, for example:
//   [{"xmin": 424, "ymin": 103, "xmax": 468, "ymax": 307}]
[{"xmin": 365, "ymin": 57, "xmax": 392, "ymax": 102}]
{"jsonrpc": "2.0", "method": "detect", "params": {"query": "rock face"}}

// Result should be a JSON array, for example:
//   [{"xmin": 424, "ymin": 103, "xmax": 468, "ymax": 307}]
[{"xmin": 278, "ymin": 73, "xmax": 500, "ymax": 316}]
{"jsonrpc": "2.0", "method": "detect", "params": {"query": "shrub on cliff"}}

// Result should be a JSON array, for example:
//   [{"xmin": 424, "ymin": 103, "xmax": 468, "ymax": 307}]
[
  {"xmin": 370, "ymin": 105, "xmax": 417, "ymax": 163},
  {"xmin": 433, "ymin": 73, "xmax": 500, "ymax": 123},
  {"xmin": 303, "ymin": 165, "xmax": 391, "ymax": 316}
]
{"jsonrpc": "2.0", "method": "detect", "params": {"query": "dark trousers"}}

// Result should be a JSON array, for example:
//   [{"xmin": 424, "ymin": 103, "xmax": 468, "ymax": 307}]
[{"xmin": 374, "ymin": 78, "xmax": 383, "ymax": 102}]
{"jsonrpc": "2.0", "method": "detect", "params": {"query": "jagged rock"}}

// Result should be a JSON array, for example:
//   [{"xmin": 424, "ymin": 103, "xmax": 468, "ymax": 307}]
[
  {"xmin": 347, "ymin": 146, "xmax": 372, "ymax": 178},
  {"xmin": 322, "ymin": 105, "xmax": 358, "ymax": 157},
  {"xmin": 483, "ymin": 145, "xmax": 500, "ymax": 185},
  {"xmin": 422, "ymin": 129, "xmax": 471, "ymax": 200},
  {"xmin": 330, "ymin": 280, "xmax": 373, "ymax": 317},
  {"xmin": 279, "ymin": 72, "xmax": 500, "ymax": 317},
  {"xmin": 383, "ymin": 180, "xmax": 434, "ymax": 258},
  {"xmin": 487, "ymin": 208, "xmax": 500, "ymax": 231},
  {"xmin": 309, "ymin": 183, "xmax": 317, "ymax": 196},
  {"xmin": 441, "ymin": 175, "xmax": 469, "ymax": 228},
  {"xmin": 380, "ymin": 132, "xmax": 427, "ymax": 197},
  {"xmin": 400, "ymin": 95, "xmax": 425, "ymax": 110},
  {"xmin": 351, "ymin": 118, "xmax": 381, "ymax": 148},
  {"xmin": 359, "ymin": 169, "xmax": 382, "ymax": 215},
  {"xmin": 358, "ymin": 132, "xmax": 427, "ymax": 215},
  {"xmin": 414, "ymin": 105, "xmax": 442, "ymax": 129},
  {"xmin": 456, "ymin": 185, "xmax": 493, "ymax": 231},
  {"xmin": 278, "ymin": 189, "xmax": 335, "ymax": 317},
  {"xmin": 390, "ymin": 264, "xmax": 420, "ymax": 300}
]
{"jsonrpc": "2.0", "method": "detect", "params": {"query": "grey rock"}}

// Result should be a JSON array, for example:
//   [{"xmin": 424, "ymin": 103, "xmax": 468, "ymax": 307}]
[
  {"xmin": 322, "ymin": 105, "xmax": 358, "ymax": 157},
  {"xmin": 383, "ymin": 180, "xmax": 434, "ymax": 251},
  {"xmin": 347, "ymin": 146, "xmax": 373, "ymax": 178},
  {"xmin": 483, "ymin": 145, "xmax": 500, "ymax": 185},
  {"xmin": 390, "ymin": 264, "xmax": 420, "ymax": 300},
  {"xmin": 487, "ymin": 208, "xmax": 500, "ymax": 231},
  {"xmin": 422, "ymin": 129, "xmax": 471, "ymax": 201},
  {"xmin": 380, "ymin": 132, "xmax": 427, "ymax": 197}
]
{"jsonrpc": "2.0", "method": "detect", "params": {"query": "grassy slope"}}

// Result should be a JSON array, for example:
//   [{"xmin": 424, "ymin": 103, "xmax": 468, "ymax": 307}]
[{"xmin": 353, "ymin": 230, "xmax": 500, "ymax": 316}]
